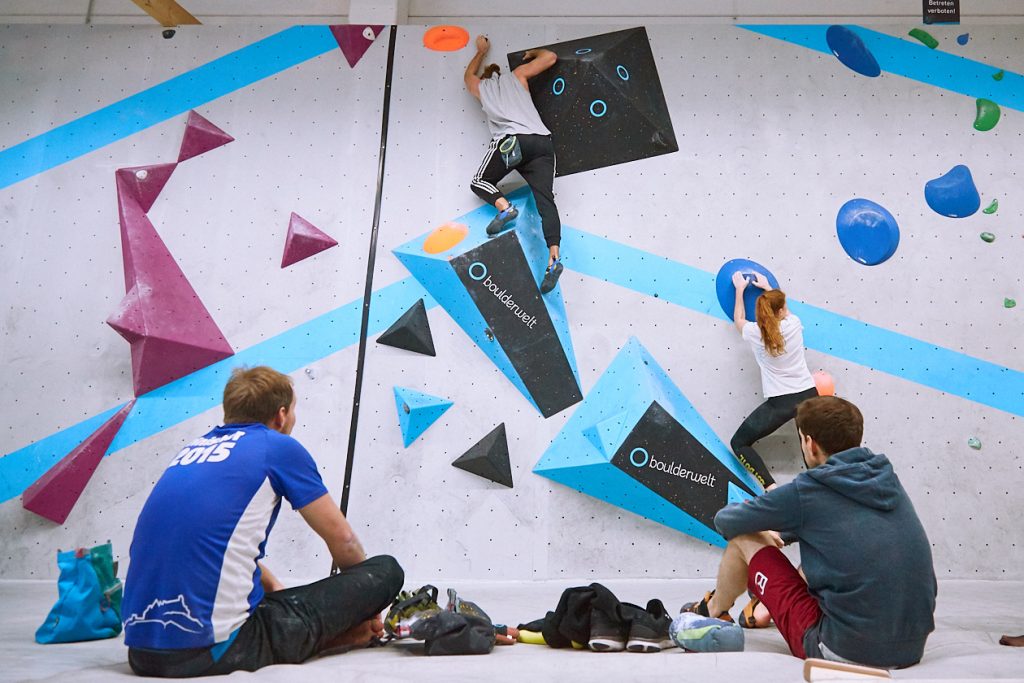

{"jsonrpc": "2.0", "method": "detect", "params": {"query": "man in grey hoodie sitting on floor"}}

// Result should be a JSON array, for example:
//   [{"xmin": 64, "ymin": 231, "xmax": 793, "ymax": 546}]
[{"xmin": 681, "ymin": 396, "xmax": 936, "ymax": 668}]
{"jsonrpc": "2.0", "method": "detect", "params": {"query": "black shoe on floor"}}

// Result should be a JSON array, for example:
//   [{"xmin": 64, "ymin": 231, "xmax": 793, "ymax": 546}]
[
  {"xmin": 485, "ymin": 206, "xmax": 518, "ymax": 236},
  {"xmin": 539, "ymin": 259, "xmax": 563, "ymax": 294},
  {"xmin": 625, "ymin": 599, "xmax": 675, "ymax": 653},
  {"xmin": 588, "ymin": 607, "xmax": 627, "ymax": 652}
]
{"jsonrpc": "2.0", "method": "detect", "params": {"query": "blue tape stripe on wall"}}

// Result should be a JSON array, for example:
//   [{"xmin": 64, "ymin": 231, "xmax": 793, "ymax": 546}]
[
  {"xmin": 740, "ymin": 25, "xmax": 1024, "ymax": 112},
  {"xmin": 5, "ymin": 228, "xmax": 1024, "ymax": 501},
  {"xmin": 561, "ymin": 227, "xmax": 1024, "ymax": 417},
  {"xmin": 0, "ymin": 277, "xmax": 433, "ymax": 502},
  {"xmin": 0, "ymin": 26, "xmax": 339, "ymax": 190}
]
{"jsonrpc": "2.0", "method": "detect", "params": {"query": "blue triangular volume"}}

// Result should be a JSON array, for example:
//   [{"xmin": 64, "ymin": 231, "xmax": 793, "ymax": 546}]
[
  {"xmin": 393, "ymin": 187, "xmax": 582, "ymax": 418},
  {"xmin": 534, "ymin": 337, "xmax": 761, "ymax": 547},
  {"xmin": 394, "ymin": 386, "xmax": 453, "ymax": 448}
]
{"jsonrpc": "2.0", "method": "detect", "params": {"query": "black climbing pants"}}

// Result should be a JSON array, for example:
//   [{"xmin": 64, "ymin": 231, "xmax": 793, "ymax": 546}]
[
  {"xmin": 470, "ymin": 133, "xmax": 561, "ymax": 247},
  {"xmin": 730, "ymin": 387, "xmax": 819, "ymax": 489},
  {"xmin": 128, "ymin": 555, "xmax": 404, "ymax": 678}
]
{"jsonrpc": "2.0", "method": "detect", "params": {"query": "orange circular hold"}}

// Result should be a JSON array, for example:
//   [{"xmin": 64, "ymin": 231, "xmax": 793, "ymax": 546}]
[
  {"xmin": 423, "ymin": 222, "xmax": 469, "ymax": 254},
  {"xmin": 423, "ymin": 25, "xmax": 470, "ymax": 52},
  {"xmin": 812, "ymin": 370, "xmax": 835, "ymax": 397}
]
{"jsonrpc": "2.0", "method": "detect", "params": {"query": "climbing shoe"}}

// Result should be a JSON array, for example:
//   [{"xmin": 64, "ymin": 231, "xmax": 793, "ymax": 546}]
[
  {"xmin": 539, "ymin": 259, "xmax": 563, "ymax": 294},
  {"xmin": 486, "ymin": 205, "xmax": 518, "ymax": 236},
  {"xmin": 680, "ymin": 589, "xmax": 733, "ymax": 622},
  {"xmin": 384, "ymin": 585, "xmax": 442, "ymax": 639}
]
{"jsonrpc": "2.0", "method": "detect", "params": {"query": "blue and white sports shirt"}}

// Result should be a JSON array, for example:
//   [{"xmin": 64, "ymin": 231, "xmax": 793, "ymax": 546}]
[{"xmin": 122, "ymin": 424, "xmax": 328, "ymax": 650}]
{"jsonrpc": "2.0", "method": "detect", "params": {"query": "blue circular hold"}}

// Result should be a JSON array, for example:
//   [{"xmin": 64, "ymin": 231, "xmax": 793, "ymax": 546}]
[
  {"xmin": 835, "ymin": 198, "xmax": 900, "ymax": 266},
  {"xmin": 825, "ymin": 25, "xmax": 881, "ymax": 78},
  {"xmin": 715, "ymin": 259, "xmax": 781, "ymax": 323},
  {"xmin": 589, "ymin": 99, "xmax": 607, "ymax": 117},
  {"xmin": 924, "ymin": 164, "xmax": 981, "ymax": 218},
  {"xmin": 468, "ymin": 262, "xmax": 488, "ymax": 281},
  {"xmin": 616, "ymin": 64, "xmax": 629, "ymax": 80},
  {"xmin": 956, "ymin": 33, "xmax": 969, "ymax": 46},
  {"xmin": 629, "ymin": 447, "xmax": 649, "ymax": 468},
  {"xmin": 552, "ymin": 77, "xmax": 565, "ymax": 95},
  {"xmin": 575, "ymin": 48, "xmax": 592, "ymax": 55}
]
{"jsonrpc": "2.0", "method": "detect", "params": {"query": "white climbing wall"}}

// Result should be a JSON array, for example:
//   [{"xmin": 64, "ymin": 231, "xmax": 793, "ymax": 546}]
[{"xmin": 1, "ymin": 22, "xmax": 1022, "ymax": 584}]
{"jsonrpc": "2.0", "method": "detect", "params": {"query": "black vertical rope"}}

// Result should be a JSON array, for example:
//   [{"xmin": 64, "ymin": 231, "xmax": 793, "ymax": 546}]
[{"xmin": 338, "ymin": 25, "xmax": 398, "ymax": 520}]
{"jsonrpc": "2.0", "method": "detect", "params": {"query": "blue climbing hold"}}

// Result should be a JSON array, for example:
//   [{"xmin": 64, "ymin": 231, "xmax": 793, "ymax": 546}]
[
  {"xmin": 836, "ymin": 198, "xmax": 900, "ymax": 266},
  {"xmin": 957, "ymin": 33, "xmax": 969, "ymax": 46},
  {"xmin": 393, "ymin": 386, "xmax": 453, "ymax": 448},
  {"xmin": 825, "ymin": 25, "xmax": 881, "ymax": 78},
  {"xmin": 924, "ymin": 165, "xmax": 981, "ymax": 218},
  {"xmin": 715, "ymin": 259, "xmax": 780, "ymax": 323}
]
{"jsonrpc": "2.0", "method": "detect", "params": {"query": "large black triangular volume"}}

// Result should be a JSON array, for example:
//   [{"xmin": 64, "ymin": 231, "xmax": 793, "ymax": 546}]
[
  {"xmin": 452, "ymin": 423, "xmax": 513, "ymax": 488},
  {"xmin": 376, "ymin": 298, "xmax": 436, "ymax": 356}
]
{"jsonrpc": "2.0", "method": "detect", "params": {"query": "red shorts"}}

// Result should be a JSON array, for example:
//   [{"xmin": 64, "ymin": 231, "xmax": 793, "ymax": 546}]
[{"xmin": 747, "ymin": 546, "xmax": 821, "ymax": 659}]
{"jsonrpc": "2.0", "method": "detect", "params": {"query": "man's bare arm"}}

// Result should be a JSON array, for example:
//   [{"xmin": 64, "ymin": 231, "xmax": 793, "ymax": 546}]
[
  {"xmin": 513, "ymin": 48, "xmax": 557, "ymax": 88},
  {"xmin": 464, "ymin": 34, "xmax": 491, "ymax": 99},
  {"xmin": 298, "ymin": 494, "xmax": 366, "ymax": 570}
]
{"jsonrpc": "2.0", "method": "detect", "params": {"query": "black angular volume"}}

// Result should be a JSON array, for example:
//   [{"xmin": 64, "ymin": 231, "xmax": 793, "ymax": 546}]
[{"xmin": 376, "ymin": 298, "xmax": 436, "ymax": 356}]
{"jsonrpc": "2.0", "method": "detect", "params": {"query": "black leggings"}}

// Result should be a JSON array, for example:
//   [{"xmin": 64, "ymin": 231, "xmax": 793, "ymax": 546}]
[
  {"xmin": 470, "ymin": 133, "xmax": 561, "ymax": 247},
  {"xmin": 730, "ymin": 387, "xmax": 819, "ymax": 489},
  {"xmin": 128, "ymin": 555, "xmax": 404, "ymax": 678}
]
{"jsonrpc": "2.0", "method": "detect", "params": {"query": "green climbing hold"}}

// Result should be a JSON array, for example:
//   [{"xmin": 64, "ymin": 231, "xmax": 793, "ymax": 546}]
[
  {"xmin": 1005, "ymin": 298, "xmax": 1017, "ymax": 309},
  {"xmin": 980, "ymin": 232, "xmax": 995, "ymax": 243},
  {"xmin": 967, "ymin": 437, "xmax": 982, "ymax": 450},
  {"xmin": 908, "ymin": 28, "xmax": 939, "ymax": 49},
  {"xmin": 974, "ymin": 99, "xmax": 1001, "ymax": 132},
  {"xmin": 993, "ymin": 70, "xmax": 1005, "ymax": 81},
  {"xmin": 983, "ymin": 199, "xmax": 999, "ymax": 214}
]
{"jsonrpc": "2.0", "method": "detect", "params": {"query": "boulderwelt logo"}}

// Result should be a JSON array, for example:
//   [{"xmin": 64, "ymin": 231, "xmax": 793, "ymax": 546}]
[
  {"xmin": 468, "ymin": 262, "xmax": 538, "ymax": 329},
  {"xmin": 628, "ymin": 447, "xmax": 717, "ymax": 488}
]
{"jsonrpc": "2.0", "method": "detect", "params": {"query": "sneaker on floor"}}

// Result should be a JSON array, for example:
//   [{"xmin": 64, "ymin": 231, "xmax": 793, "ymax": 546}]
[
  {"xmin": 670, "ymin": 612, "xmax": 745, "ymax": 653},
  {"xmin": 539, "ymin": 259, "xmax": 563, "ymax": 294},
  {"xmin": 680, "ymin": 589, "xmax": 733, "ymax": 622},
  {"xmin": 588, "ymin": 607, "xmax": 627, "ymax": 652},
  {"xmin": 625, "ymin": 599, "xmax": 676, "ymax": 653},
  {"xmin": 486, "ymin": 205, "xmax": 519, "ymax": 236}
]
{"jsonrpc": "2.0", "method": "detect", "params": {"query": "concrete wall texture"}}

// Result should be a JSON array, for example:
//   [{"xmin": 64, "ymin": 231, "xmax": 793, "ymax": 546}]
[{"xmin": 1, "ymin": 22, "xmax": 1022, "ymax": 582}]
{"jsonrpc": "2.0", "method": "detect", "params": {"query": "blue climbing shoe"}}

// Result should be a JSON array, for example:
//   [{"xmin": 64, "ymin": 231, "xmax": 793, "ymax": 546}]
[
  {"xmin": 486, "ymin": 206, "xmax": 518, "ymax": 236},
  {"xmin": 540, "ymin": 259, "xmax": 563, "ymax": 294}
]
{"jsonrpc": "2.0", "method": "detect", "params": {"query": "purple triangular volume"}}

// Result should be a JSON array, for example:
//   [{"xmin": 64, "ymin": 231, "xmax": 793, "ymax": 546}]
[
  {"xmin": 281, "ymin": 212, "xmax": 338, "ymax": 268},
  {"xmin": 329, "ymin": 24, "xmax": 385, "ymax": 68},
  {"xmin": 177, "ymin": 110, "xmax": 234, "ymax": 163},
  {"xmin": 107, "ymin": 175, "xmax": 234, "ymax": 396},
  {"xmin": 22, "ymin": 401, "xmax": 135, "ymax": 524},
  {"xmin": 115, "ymin": 163, "xmax": 176, "ymax": 214}
]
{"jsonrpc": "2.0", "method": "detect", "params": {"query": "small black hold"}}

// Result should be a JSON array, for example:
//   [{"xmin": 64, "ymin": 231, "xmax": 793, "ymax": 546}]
[
  {"xmin": 162, "ymin": 29, "xmax": 176, "ymax": 39},
  {"xmin": 484, "ymin": 328, "xmax": 494, "ymax": 341}
]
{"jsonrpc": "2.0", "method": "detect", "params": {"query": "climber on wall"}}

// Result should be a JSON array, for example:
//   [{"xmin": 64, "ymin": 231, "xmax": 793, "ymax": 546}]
[{"xmin": 465, "ymin": 34, "xmax": 564, "ymax": 294}]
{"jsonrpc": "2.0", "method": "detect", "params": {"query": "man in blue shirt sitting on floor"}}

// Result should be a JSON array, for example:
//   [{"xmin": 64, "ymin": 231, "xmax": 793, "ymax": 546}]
[{"xmin": 122, "ymin": 366, "xmax": 403, "ymax": 677}]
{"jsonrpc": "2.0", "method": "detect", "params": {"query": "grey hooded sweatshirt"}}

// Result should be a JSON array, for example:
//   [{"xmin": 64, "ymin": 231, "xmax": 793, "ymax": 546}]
[{"xmin": 715, "ymin": 447, "xmax": 936, "ymax": 668}]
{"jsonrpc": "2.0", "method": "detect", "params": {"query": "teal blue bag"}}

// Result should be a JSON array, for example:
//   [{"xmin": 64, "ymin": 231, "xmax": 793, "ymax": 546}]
[{"xmin": 35, "ymin": 542, "xmax": 123, "ymax": 643}]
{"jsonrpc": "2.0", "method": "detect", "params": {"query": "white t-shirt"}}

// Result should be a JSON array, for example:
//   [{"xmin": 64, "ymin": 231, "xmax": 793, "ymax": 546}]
[
  {"xmin": 478, "ymin": 72, "xmax": 551, "ymax": 140},
  {"xmin": 742, "ymin": 314, "xmax": 816, "ymax": 398}
]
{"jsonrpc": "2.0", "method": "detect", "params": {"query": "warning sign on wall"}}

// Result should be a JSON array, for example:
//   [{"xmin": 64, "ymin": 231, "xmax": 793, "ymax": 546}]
[{"xmin": 923, "ymin": 0, "xmax": 960, "ymax": 24}]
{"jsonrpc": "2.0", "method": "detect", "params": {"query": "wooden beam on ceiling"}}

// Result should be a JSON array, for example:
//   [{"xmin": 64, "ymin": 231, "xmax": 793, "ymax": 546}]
[{"xmin": 128, "ymin": 0, "xmax": 201, "ymax": 26}]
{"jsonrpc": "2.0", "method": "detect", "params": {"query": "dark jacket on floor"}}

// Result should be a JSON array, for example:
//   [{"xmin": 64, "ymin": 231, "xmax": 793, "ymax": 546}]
[{"xmin": 715, "ymin": 447, "xmax": 937, "ymax": 668}]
